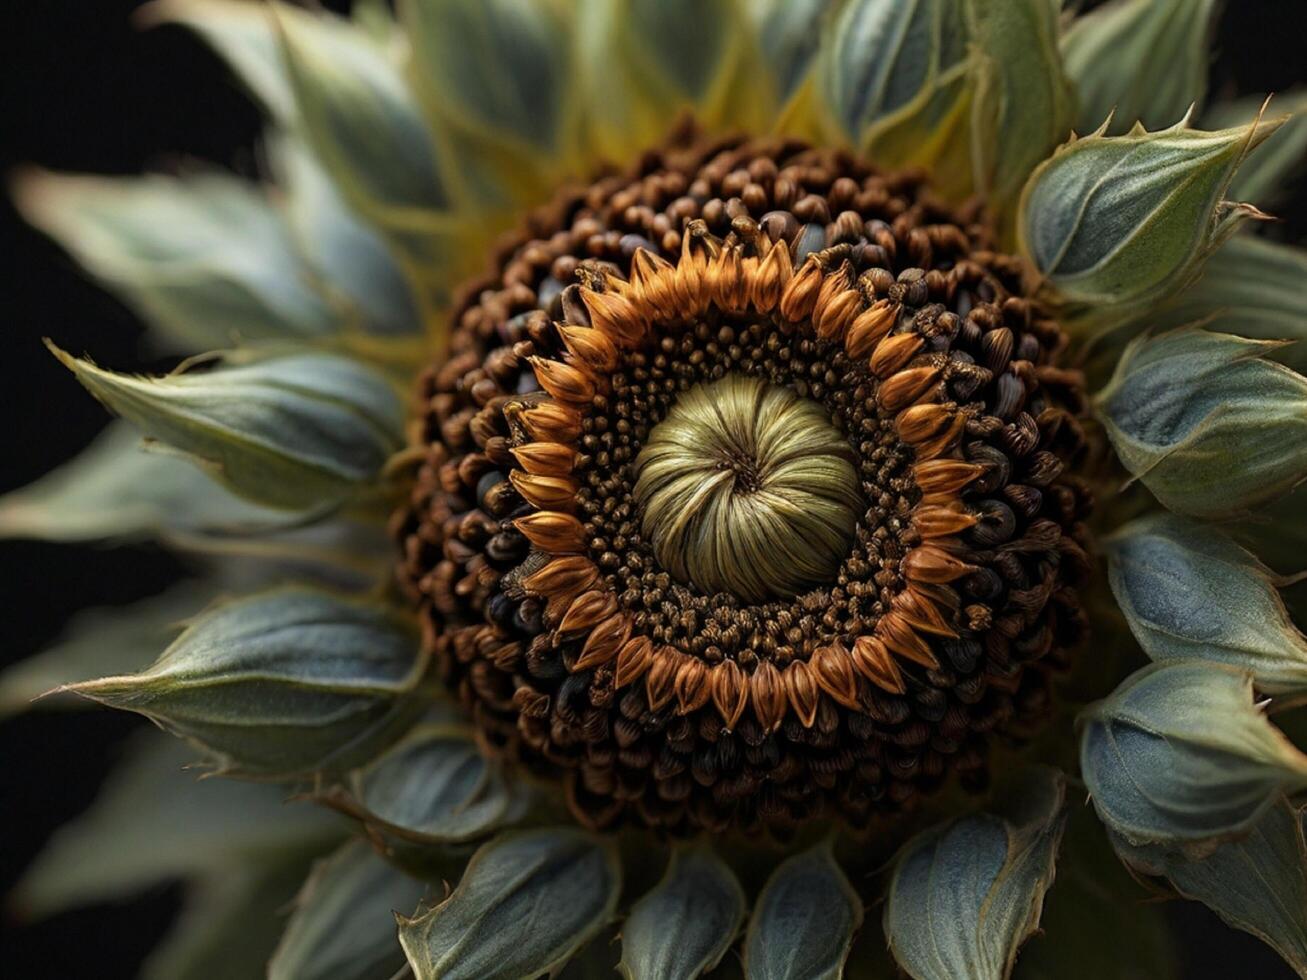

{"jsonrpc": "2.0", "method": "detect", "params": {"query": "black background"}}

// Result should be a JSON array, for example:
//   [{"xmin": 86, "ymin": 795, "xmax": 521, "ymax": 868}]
[{"xmin": 1, "ymin": 2, "xmax": 1304, "ymax": 977}]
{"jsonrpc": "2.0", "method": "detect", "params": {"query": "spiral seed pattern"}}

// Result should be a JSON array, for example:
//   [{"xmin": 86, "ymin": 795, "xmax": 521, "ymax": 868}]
[{"xmin": 634, "ymin": 374, "xmax": 863, "ymax": 603}]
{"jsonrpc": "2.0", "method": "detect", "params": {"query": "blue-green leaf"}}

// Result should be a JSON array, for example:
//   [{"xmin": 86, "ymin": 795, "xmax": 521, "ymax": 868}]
[
  {"xmin": 748, "ymin": 0, "xmax": 838, "ymax": 104},
  {"xmin": 54, "ymin": 348, "xmax": 405, "ymax": 512},
  {"xmin": 14, "ymin": 169, "xmax": 339, "ymax": 353},
  {"xmin": 1080, "ymin": 662, "xmax": 1307, "ymax": 851},
  {"xmin": 964, "ymin": 0, "xmax": 1074, "ymax": 209},
  {"xmin": 269, "ymin": 840, "xmax": 428, "ymax": 980},
  {"xmin": 1097, "ymin": 329, "xmax": 1307, "ymax": 518},
  {"xmin": 1143, "ymin": 235, "xmax": 1307, "ymax": 372},
  {"xmin": 272, "ymin": 3, "xmax": 447, "ymax": 215},
  {"xmin": 272, "ymin": 1, "xmax": 467, "ymax": 289},
  {"xmin": 272, "ymin": 136, "xmax": 421, "ymax": 339},
  {"xmin": 1062, "ymin": 0, "xmax": 1220, "ymax": 135},
  {"xmin": 327, "ymin": 724, "xmax": 531, "ymax": 846},
  {"xmin": 744, "ymin": 841, "xmax": 863, "ymax": 980},
  {"xmin": 1107, "ymin": 514, "xmax": 1307, "ymax": 697},
  {"xmin": 65, "ymin": 588, "xmax": 428, "ymax": 779},
  {"xmin": 1112, "ymin": 798, "xmax": 1307, "ymax": 976},
  {"xmin": 817, "ymin": 0, "xmax": 958, "ymax": 144},
  {"xmin": 13, "ymin": 733, "xmax": 342, "ymax": 917},
  {"xmin": 1206, "ymin": 90, "xmax": 1307, "ymax": 209},
  {"xmin": 397, "ymin": 828, "xmax": 620, "ymax": 980},
  {"xmin": 884, "ymin": 767, "xmax": 1068, "ymax": 980},
  {"xmin": 1018, "ymin": 116, "xmax": 1285, "ymax": 313},
  {"xmin": 618, "ymin": 843, "xmax": 745, "ymax": 980},
  {"xmin": 400, "ymin": 0, "xmax": 573, "ymax": 154},
  {"xmin": 0, "ymin": 580, "xmax": 213, "ymax": 719}
]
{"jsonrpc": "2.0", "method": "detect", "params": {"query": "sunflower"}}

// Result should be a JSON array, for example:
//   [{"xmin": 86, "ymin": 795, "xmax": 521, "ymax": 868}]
[{"xmin": 5, "ymin": 0, "xmax": 1307, "ymax": 977}]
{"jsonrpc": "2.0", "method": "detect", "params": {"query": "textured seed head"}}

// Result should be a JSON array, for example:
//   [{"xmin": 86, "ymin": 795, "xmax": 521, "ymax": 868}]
[{"xmin": 394, "ymin": 134, "xmax": 1093, "ymax": 835}]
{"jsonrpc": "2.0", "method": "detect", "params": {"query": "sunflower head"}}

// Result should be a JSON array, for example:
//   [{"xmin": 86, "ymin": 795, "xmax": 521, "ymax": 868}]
[{"xmin": 5, "ymin": 1, "xmax": 1307, "ymax": 978}]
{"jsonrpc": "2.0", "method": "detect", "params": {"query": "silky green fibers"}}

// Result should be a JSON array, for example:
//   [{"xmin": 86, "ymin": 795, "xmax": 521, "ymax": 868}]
[{"xmin": 633, "ymin": 375, "xmax": 864, "ymax": 603}]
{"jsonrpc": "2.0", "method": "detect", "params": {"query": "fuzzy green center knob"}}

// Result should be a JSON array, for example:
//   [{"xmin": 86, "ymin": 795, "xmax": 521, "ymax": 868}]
[{"xmin": 633, "ymin": 374, "xmax": 864, "ymax": 604}]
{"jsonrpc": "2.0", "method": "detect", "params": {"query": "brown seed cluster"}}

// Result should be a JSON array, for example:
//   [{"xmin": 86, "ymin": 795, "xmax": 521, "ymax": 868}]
[{"xmin": 393, "ymin": 135, "xmax": 1093, "ymax": 834}]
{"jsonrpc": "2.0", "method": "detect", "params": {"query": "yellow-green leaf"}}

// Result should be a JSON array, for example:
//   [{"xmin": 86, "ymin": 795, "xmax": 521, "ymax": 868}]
[{"xmin": 964, "ymin": 0, "xmax": 1074, "ymax": 212}]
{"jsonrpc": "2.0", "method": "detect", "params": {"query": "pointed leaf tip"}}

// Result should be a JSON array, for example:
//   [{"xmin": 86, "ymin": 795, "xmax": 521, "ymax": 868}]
[
  {"xmin": 1019, "ymin": 115, "xmax": 1287, "ymax": 315},
  {"xmin": 67, "ymin": 588, "xmax": 428, "ymax": 780},
  {"xmin": 49, "ymin": 347, "xmax": 404, "ymax": 512}
]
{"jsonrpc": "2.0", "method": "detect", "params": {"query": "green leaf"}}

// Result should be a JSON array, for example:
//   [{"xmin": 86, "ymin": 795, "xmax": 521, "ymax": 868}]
[
  {"xmin": 618, "ymin": 843, "xmax": 745, "ymax": 980},
  {"xmin": 272, "ymin": 2, "xmax": 447, "ymax": 215},
  {"xmin": 1096, "ymin": 329, "xmax": 1307, "ymax": 519},
  {"xmin": 271, "ymin": 135, "xmax": 420, "ymax": 339},
  {"xmin": 1018, "ymin": 116, "xmax": 1285, "ymax": 313},
  {"xmin": 1062, "ymin": 0, "xmax": 1220, "ymax": 135},
  {"xmin": 816, "ymin": 0, "xmax": 960, "ymax": 145},
  {"xmin": 1106, "ymin": 514, "xmax": 1307, "ymax": 697},
  {"xmin": 964, "ymin": 0, "xmax": 1074, "ymax": 211},
  {"xmin": 13, "ymin": 733, "xmax": 342, "ymax": 918},
  {"xmin": 884, "ymin": 767, "xmax": 1068, "ymax": 980},
  {"xmin": 272, "ymin": 0, "xmax": 469, "ymax": 292},
  {"xmin": 1143, "ymin": 235, "xmax": 1307, "ymax": 372},
  {"xmin": 269, "ymin": 840, "xmax": 428, "ymax": 980},
  {"xmin": 748, "ymin": 0, "xmax": 838, "ymax": 104},
  {"xmin": 1013, "ymin": 802, "xmax": 1178, "ymax": 980},
  {"xmin": 1112, "ymin": 798, "xmax": 1307, "ymax": 977},
  {"xmin": 397, "ymin": 828, "xmax": 621, "ymax": 980},
  {"xmin": 1079, "ymin": 661, "xmax": 1307, "ymax": 851},
  {"xmin": 324, "ymin": 724, "xmax": 531, "ymax": 847},
  {"xmin": 65, "ymin": 588, "xmax": 429, "ymax": 780},
  {"xmin": 14, "ymin": 169, "xmax": 339, "ymax": 353},
  {"xmin": 576, "ymin": 0, "xmax": 759, "ymax": 160},
  {"xmin": 0, "ymin": 580, "xmax": 213, "ymax": 719},
  {"xmin": 141, "ymin": 863, "xmax": 311, "ymax": 980},
  {"xmin": 400, "ymin": 0, "xmax": 573, "ymax": 155},
  {"xmin": 1206, "ymin": 90, "xmax": 1307, "ymax": 209},
  {"xmin": 53, "ymin": 348, "xmax": 404, "ymax": 512},
  {"xmin": 744, "ymin": 840, "xmax": 863, "ymax": 980},
  {"xmin": 0, "ymin": 421, "xmax": 295, "ymax": 541}
]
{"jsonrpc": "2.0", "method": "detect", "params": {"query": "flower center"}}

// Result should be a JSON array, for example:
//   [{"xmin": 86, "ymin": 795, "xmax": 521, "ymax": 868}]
[
  {"xmin": 394, "ymin": 133, "xmax": 1094, "ymax": 834},
  {"xmin": 634, "ymin": 374, "xmax": 863, "ymax": 603}
]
